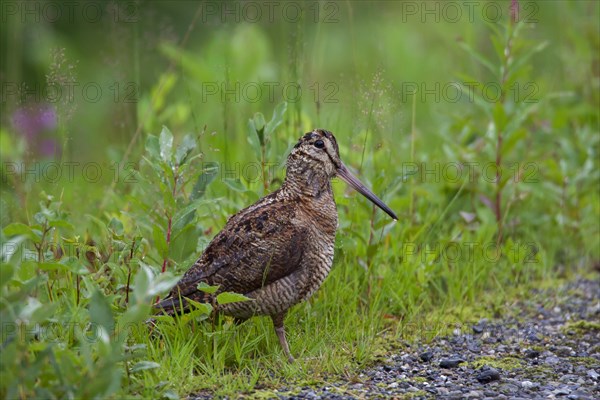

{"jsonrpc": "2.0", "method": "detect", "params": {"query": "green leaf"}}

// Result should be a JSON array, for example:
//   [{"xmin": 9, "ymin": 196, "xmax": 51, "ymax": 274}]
[
  {"xmin": 216, "ymin": 291, "xmax": 253, "ymax": 305},
  {"xmin": 159, "ymin": 126, "xmax": 174, "ymax": 163},
  {"xmin": 3, "ymin": 223, "xmax": 40, "ymax": 242},
  {"xmin": 89, "ymin": 289, "xmax": 115, "ymax": 332},
  {"xmin": 171, "ymin": 208, "xmax": 196, "ymax": 237},
  {"xmin": 153, "ymin": 225, "xmax": 168, "ymax": 259},
  {"xmin": 265, "ymin": 102, "xmax": 287, "ymax": 135},
  {"xmin": 133, "ymin": 264, "xmax": 152, "ymax": 304},
  {"xmin": 149, "ymin": 273, "xmax": 180, "ymax": 296},
  {"xmin": 145, "ymin": 134, "xmax": 160, "ymax": 160},
  {"xmin": 186, "ymin": 298, "xmax": 213, "ymax": 315},
  {"xmin": 253, "ymin": 112, "xmax": 266, "ymax": 132},
  {"xmin": 197, "ymin": 282, "xmax": 219, "ymax": 294},
  {"xmin": 130, "ymin": 361, "xmax": 161, "ymax": 373},
  {"xmin": 48, "ymin": 220, "xmax": 75, "ymax": 230},
  {"xmin": 175, "ymin": 134, "xmax": 197, "ymax": 165},
  {"xmin": 247, "ymin": 119, "xmax": 262, "ymax": 160},
  {"xmin": 253, "ymin": 112, "xmax": 266, "ymax": 145},
  {"xmin": 223, "ymin": 178, "xmax": 246, "ymax": 192},
  {"xmin": 191, "ymin": 162, "xmax": 219, "ymax": 200}
]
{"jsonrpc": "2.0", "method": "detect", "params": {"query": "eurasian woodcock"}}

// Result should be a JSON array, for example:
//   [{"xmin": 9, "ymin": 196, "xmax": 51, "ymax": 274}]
[{"xmin": 156, "ymin": 129, "xmax": 397, "ymax": 362}]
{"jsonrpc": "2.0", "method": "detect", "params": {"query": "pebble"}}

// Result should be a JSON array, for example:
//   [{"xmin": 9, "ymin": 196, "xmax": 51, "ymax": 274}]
[
  {"xmin": 545, "ymin": 356, "xmax": 561, "ymax": 364},
  {"xmin": 556, "ymin": 346, "xmax": 575, "ymax": 356},
  {"xmin": 553, "ymin": 387, "xmax": 572, "ymax": 395},
  {"xmin": 476, "ymin": 367, "xmax": 501, "ymax": 383},
  {"xmin": 500, "ymin": 383, "xmax": 520, "ymax": 394},
  {"xmin": 473, "ymin": 321, "xmax": 486, "ymax": 334},
  {"xmin": 419, "ymin": 351, "xmax": 433, "ymax": 362},
  {"xmin": 439, "ymin": 357, "xmax": 466, "ymax": 368},
  {"xmin": 521, "ymin": 380, "xmax": 536, "ymax": 389},
  {"xmin": 524, "ymin": 349, "xmax": 540, "ymax": 358},
  {"xmin": 586, "ymin": 370, "xmax": 598, "ymax": 380}
]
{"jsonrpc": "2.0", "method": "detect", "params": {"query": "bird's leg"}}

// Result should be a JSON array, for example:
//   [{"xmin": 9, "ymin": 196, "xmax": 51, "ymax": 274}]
[{"xmin": 271, "ymin": 312, "xmax": 294, "ymax": 363}]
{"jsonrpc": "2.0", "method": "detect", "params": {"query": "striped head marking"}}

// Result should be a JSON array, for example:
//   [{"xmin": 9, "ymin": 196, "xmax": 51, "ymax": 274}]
[{"xmin": 288, "ymin": 129, "xmax": 341, "ymax": 177}]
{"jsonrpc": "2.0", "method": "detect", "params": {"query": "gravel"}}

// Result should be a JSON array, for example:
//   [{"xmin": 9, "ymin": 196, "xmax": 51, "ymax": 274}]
[{"xmin": 272, "ymin": 277, "xmax": 600, "ymax": 399}]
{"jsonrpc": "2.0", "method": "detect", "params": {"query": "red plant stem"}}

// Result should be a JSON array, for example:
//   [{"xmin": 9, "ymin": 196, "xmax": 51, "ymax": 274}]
[{"xmin": 161, "ymin": 216, "xmax": 172, "ymax": 273}]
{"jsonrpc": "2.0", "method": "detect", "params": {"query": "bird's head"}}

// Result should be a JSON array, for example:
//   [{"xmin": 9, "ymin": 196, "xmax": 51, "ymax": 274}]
[{"xmin": 286, "ymin": 129, "xmax": 397, "ymax": 220}]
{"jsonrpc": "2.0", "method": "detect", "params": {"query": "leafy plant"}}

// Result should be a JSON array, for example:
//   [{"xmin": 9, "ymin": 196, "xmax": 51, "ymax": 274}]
[{"xmin": 247, "ymin": 102, "xmax": 288, "ymax": 192}]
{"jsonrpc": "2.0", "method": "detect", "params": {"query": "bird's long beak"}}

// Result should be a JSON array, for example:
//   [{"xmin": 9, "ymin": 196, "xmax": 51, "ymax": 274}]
[{"xmin": 336, "ymin": 162, "xmax": 398, "ymax": 220}]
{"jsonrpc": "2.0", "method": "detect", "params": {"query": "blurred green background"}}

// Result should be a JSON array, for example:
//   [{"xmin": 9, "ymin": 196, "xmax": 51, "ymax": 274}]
[
  {"xmin": 2, "ymin": 1, "xmax": 597, "ymax": 192},
  {"xmin": 1, "ymin": 1, "xmax": 599, "ymax": 398}
]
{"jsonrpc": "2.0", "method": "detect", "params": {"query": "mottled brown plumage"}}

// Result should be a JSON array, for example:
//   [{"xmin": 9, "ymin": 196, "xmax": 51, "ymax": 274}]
[{"xmin": 155, "ymin": 129, "xmax": 397, "ymax": 362}]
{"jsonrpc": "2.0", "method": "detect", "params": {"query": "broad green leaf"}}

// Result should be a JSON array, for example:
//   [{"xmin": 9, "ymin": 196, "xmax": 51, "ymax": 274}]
[
  {"xmin": 171, "ymin": 206, "xmax": 196, "ymax": 236},
  {"xmin": 48, "ymin": 220, "xmax": 75, "ymax": 230},
  {"xmin": 186, "ymin": 298, "xmax": 213, "ymax": 315},
  {"xmin": 153, "ymin": 225, "xmax": 168, "ymax": 259},
  {"xmin": 265, "ymin": 102, "xmax": 287, "ymax": 135},
  {"xmin": 247, "ymin": 119, "xmax": 262, "ymax": 160},
  {"xmin": 149, "ymin": 273, "xmax": 180, "ymax": 296},
  {"xmin": 130, "ymin": 361, "xmax": 161, "ymax": 373},
  {"xmin": 191, "ymin": 162, "xmax": 219, "ymax": 200},
  {"xmin": 89, "ymin": 289, "xmax": 115, "ymax": 332},
  {"xmin": 133, "ymin": 264, "xmax": 152, "ymax": 304},
  {"xmin": 197, "ymin": 282, "xmax": 219, "ymax": 294},
  {"xmin": 145, "ymin": 134, "xmax": 160, "ymax": 160},
  {"xmin": 216, "ymin": 291, "xmax": 253, "ymax": 305},
  {"xmin": 175, "ymin": 134, "xmax": 197, "ymax": 165},
  {"xmin": 17, "ymin": 260, "xmax": 38, "ymax": 281},
  {"xmin": 159, "ymin": 126, "xmax": 174, "ymax": 163},
  {"xmin": 253, "ymin": 112, "xmax": 266, "ymax": 145},
  {"xmin": 3, "ymin": 223, "xmax": 40, "ymax": 242}
]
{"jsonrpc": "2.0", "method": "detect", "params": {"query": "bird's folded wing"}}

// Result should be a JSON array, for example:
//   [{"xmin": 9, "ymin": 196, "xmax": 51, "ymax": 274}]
[{"xmin": 165, "ymin": 200, "xmax": 307, "ymax": 306}]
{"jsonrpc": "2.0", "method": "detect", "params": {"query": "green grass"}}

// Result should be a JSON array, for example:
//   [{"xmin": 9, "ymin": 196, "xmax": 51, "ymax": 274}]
[{"xmin": 1, "ymin": 1, "xmax": 599, "ymax": 399}]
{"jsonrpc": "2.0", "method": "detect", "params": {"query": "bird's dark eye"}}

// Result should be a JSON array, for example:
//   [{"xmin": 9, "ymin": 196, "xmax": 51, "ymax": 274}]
[{"xmin": 314, "ymin": 140, "xmax": 325, "ymax": 149}]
